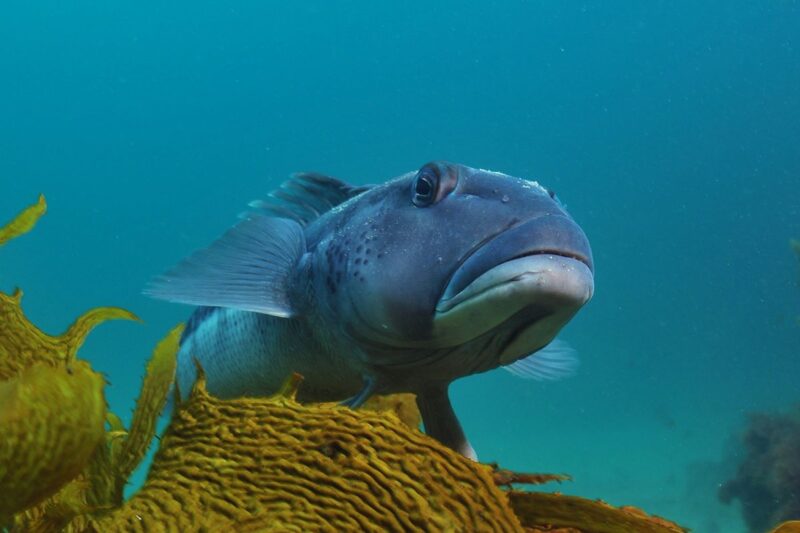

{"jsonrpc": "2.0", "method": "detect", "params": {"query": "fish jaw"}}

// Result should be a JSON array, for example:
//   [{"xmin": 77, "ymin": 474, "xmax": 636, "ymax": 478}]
[{"xmin": 433, "ymin": 254, "xmax": 594, "ymax": 352}]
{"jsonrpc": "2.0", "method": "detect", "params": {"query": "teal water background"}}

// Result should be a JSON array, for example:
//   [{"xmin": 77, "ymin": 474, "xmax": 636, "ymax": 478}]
[{"xmin": 2, "ymin": 2, "xmax": 799, "ymax": 531}]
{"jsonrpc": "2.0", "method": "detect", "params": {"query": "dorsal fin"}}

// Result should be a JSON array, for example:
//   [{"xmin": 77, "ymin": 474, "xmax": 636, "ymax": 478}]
[{"xmin": 248, "ymin": 173, "xmax": 372, "ymax": 226}]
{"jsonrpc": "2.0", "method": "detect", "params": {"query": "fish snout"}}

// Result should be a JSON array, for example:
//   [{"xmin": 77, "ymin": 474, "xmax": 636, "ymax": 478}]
[
  {"xmin": 439, "ymin": 214, "xmax": 593, "ymax": 307},
  {"xmin": 432, "ymin": 214, "xmax": 594, "ymax": 349}
]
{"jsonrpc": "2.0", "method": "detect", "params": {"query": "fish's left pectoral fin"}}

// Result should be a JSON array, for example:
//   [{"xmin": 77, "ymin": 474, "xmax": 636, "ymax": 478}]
[
  {"xmin": 144, "ymin": 215, "xmax": 306, "ymax": 318},
  {"xmin": 503, "ymin": 339, "xmax": 579, "ymax": 381},
  {"xmin": 416, "ymin": 386, "xmax": 478, "ymax": 461},
  {"xmin": 340, "ymin": 377, "xmax": 376, "ymax": 409}
]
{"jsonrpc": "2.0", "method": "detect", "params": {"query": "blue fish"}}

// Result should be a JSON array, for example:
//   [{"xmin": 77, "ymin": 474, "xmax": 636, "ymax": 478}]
[{"xmin": 146, "ymin": 162, "xmax": 594, "ymax": 458}]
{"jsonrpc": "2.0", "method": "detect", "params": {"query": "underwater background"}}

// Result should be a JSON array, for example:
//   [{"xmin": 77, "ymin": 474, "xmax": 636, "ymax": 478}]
[{"xmin": 1, "ymin": 2, "xmax": 798, "ymax": 532}]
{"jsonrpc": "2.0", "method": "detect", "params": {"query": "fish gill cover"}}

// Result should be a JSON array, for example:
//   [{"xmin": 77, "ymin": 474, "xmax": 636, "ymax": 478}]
[{"xmin": 0, "ymin": 197, "xmax": 688, "ymax": 532}]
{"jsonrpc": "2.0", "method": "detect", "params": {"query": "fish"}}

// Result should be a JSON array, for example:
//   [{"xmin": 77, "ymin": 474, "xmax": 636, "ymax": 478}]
[{"xmin": 146, "ymin": 161, "xmax": 594, "ymax": 459}]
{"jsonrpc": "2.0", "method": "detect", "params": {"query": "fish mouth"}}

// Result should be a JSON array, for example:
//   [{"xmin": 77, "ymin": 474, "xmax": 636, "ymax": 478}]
[
  {"xmin": 432, "ymin": 215, "xmax": 594, "ymax": 347},
  {"xmin": 435, "ymin": 253, "xmax": 593, "ymax": 314}
]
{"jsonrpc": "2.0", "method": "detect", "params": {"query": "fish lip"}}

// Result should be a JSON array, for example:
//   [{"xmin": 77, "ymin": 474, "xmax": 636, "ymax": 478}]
[
  {"xmin": 436, "ymin": 214, "xmax": 594, "ymax": 310},
  {"xmin": 435, "ymin": 254, "xmax": 594, "ymax": 314}
]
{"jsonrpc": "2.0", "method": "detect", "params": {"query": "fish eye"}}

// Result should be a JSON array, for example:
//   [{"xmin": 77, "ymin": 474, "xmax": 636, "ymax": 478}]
[{"xmin": 412, "ymin": 167, "xmax": 439, "ymax": 207}]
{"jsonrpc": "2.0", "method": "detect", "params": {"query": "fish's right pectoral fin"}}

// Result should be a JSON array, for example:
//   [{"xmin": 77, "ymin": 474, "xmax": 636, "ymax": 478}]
[{"xmin": 144, "ymin": 215, "xmax": 306, "ymax": 318}]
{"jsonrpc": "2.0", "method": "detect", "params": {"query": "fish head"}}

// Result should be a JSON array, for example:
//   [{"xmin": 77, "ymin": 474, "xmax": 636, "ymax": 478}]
[{"xmin": 323, "ymin": 161, "xmax": 594, "ymax": 368}]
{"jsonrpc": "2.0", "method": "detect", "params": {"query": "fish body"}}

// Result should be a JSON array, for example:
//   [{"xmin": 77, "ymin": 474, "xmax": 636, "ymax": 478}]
[{"xmin": 149, "ymin": 162, "xmax": 594, "ymax": 458}]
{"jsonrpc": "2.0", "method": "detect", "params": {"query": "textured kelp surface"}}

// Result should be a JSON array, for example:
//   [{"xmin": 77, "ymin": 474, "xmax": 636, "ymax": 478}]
[
  {"xmin": 0, "ymin": 363, "xmax": 105, "ymax": 525},
  {"xmin": 0, "ymin": 198, "xmax": 174, "ymax": 531},
  {"xmin": 9, "ymin": 326, "xmax": 181, "ymax": 533},
  {"xmin": 0, "ymin": 197, "xmax": 110, "ymax": 525},
  {"xmin": 0, "ymin": 288, "xmax": 137, "ymax": 381},
  {"xmin": 85, "ymin": 371, "xmax": 522, "ymax": 532},
  {"xmin": 2, "ymin": 198, "xmax": 687, "ymax": 533},
  {"xmin": 509, "ymin": 491, "xmax": 685, "ymax": 533}
]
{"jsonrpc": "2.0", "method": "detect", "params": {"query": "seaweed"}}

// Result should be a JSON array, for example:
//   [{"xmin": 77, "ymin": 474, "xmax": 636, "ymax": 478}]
[
  {"xmin": 0, "ymin": 199, "xmax": 178, "ymax": 532},
  {"xmin": 0, "ymin": 362, "xmax": 105, "ymax": 526},
  {"xmin": 0, "ymin": 194, "xmax": 46, "ymax": 246},
  {"xmin": 0, "ymin": 289, "xmax": 137, "ymax": 381}
]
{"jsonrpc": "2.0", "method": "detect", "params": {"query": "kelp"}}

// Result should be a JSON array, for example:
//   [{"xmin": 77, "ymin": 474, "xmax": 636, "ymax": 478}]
[
  {"xmin": 0, "ymin": 363, "xmax": 105, "ymax": 526},
  {"xmin": 508, "ymin": 491, "xmax": 685, "ymax": 533},
  {"xmin": 67, "ymin": 370, "xmax": 682, "ymax": 533},
  {"xmin": 0, "ymin": 194, "xmax": 46, "ymax": 246},
  {"xmin": 2, "ymin": 196, "xmax": 687, "ymax": 532},
  {"xmin": 10, "ymin": 326, "xmax": 181, "ymax": 532},
  {"xmin": 1, "ymin": 198, "xmax": 176, "ymax": 531},
  {"xmin": 0, "ymin": 289, "xmax": 137, "ymax": 381},
  {"xmin": 0, "ymin": 199, "xmax": 110, "ymax": 525},
  {"xmin": 84, "ymin": 325, "xmax": 182, "ymax": 508},
  {"xmin": 82, "ymin": 370, "xmax": 524, "ymax": 532}
]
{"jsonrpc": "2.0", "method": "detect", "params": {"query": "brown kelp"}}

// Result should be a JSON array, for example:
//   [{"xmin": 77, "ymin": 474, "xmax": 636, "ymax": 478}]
[
  {"xmin": 76, "ymin": 370, "xmax": 685, "ymax": 533},
  {"xmin": 0, "ymin": 194, "xmax": 46, "ymax": 246},
  {"xmin": 0, "ymin": 198, "xmax": 176, "ymax": 531},
  {"xmin": 0, "ymin": 195, "xmax": 111, "ymax": 525},
  {"xmin": 2, "ymin": 196, "xmax": 685, "ymax": 532}
]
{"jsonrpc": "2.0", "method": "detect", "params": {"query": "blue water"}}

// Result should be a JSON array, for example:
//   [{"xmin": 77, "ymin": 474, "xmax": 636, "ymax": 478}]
[{"xmin": 2, "ymin": 2, "xmax": 798, "ymax": 531}]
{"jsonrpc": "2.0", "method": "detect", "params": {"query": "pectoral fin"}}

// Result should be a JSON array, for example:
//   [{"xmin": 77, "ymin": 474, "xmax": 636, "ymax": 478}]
[
  {"xmin": 144, "ymin": 215, "xmax": 306, "ymax": 317},
  {"xmin": 341, "ymin": 377, "xmax": 376, "ymax": 409},
  {"xmin": 416, "ymin": 386, "xmax": 477, "ymax": 461},
  {"xmin": 503, "ymin": 339, "xmax": 579, "ymax": 380}
]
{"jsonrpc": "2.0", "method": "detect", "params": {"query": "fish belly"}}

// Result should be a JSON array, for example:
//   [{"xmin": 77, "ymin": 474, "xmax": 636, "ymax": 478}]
[{"xmin": 176, "ymin": 307, "xmax": 361, "ymax": 402}]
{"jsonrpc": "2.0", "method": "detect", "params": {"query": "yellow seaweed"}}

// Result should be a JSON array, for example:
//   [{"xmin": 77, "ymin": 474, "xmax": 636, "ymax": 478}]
[
  {"xmin": 83, "ymin": 371, "xmax": 524, "ymax": 532},
  {"xmin": 85, "ymin": 324, "xmax": 182, "ymax": 507},
  {"xmin": 0, "ymin": 193, "xmax": 47, "ymax": 246},
  {"xmin": 0, "ymin": 363, "xmax": 106, "ymax": 525},
  {"xmin": 361, "ymin": 392, "xmax": 421, "ymax": 428},
  {"xmin": 0, "ymin": 288, "xmax": 138, "ymax": 381},
  {"xmin": 10, "ymin": 325, "xmax": 182, "ymax": 532},
  {"xmin": 508, "ymin": 491, "xmax": 686, "ymax": 533}
]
